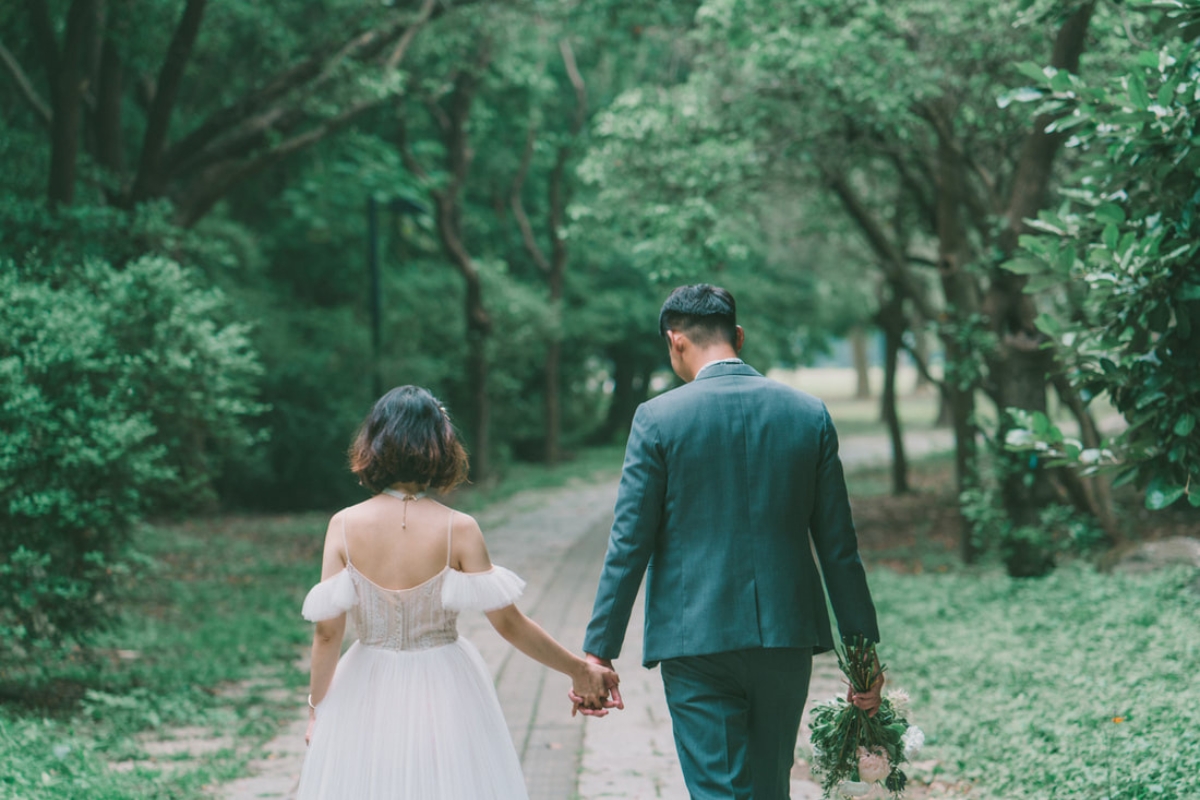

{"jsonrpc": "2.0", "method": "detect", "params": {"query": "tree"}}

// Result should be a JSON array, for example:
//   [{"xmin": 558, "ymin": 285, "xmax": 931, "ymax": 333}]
[
  {"xmin": 0, "ymin": 0, "xmax": 456, "ymax": 223},
  {"xmin": 1006, "ymin": 0, "xmax": 1200, "ymax": 511}
]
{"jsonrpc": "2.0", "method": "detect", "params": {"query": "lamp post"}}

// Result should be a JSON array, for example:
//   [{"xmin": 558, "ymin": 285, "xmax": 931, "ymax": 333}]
[{"xmin": 367, "ymin": 194, "xmax": 428, "ymax": 397}]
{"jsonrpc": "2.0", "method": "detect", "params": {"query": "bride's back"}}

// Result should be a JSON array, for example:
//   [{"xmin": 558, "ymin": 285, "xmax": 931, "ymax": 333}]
[{"xmin": 342, "ymin": 495, "xmax": 455, "ymax": 591}]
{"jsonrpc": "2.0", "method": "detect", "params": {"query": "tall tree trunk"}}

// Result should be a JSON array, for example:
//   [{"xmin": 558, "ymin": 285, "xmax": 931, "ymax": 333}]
[
  {"xmin": 986, "ymin": 1, "xmax": 1097, "ymax": 563},
  {"xmin": 95, "ymin": 18, "xmax": 125, "ymax": 176},
  {"xmin": 44, "ymin": 0, "xmax": 98, "ymax": 205},
  {"xmin": 851, "ymin": 326, "xmax": 872, "ymax": 399},
  {"xmin": 878, "ymin": 294, "xmax": 909, "ymax": 495},
  {"xmin": 464, "ymin": 274, "xmax": 492, "ymax": 482},
  {"xmin": 397, "ymin": 46, "xmax": 495, "ymax": 481},
  {"xmin": 593, "ymin": 344, "xmax": 654, "ymax": 444},
  {"xmin": 930, "ymin": 104, "xmax": 983, "ymax": 562}
]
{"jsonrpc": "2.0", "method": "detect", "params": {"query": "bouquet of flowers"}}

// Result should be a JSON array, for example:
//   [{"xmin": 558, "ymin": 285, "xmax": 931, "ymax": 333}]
[{"xmin": 808, "ymin": 636, "xmax": 923, "ymax": 798}]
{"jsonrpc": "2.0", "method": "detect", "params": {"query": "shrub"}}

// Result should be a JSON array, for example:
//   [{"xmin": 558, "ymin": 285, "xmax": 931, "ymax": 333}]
[{"xmin": 0, "ymin": 257, "xmax": 263, "ymax": 663}]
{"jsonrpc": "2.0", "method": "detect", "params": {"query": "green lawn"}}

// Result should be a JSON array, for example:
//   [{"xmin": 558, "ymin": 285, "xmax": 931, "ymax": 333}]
[{"xmin": 870, "ymin": 564, "xmax": 1200, "ymax": 799}]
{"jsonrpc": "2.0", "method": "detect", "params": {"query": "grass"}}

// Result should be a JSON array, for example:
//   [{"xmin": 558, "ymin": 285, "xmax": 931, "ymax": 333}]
[
  {"xmin": 870, "ymin": 564, "xmax": 1200, "ymax": 800},
  {"xmin": 0, "ymin": 513, "xmax": 325, "ymax": 799}
]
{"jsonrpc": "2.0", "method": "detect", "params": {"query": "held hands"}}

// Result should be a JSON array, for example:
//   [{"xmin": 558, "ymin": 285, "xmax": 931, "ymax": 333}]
[{"xmin": 568, "ymin": 654, "xmax": 624, "ymax": 718}]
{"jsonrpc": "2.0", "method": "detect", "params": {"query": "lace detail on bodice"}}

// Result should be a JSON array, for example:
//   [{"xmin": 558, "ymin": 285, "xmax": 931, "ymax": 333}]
[{"xmin": 347, "ymin": 564, "xmax": 459, "ymax": 652}]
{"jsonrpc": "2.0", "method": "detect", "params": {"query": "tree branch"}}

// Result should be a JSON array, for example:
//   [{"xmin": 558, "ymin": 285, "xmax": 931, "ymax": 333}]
[
  {"xmin": 558, "ymin": 38, "xmax": 587, "ymax": 135},
  {"xmin": 162, "ymin": 12, "xmax": 414, "ymax": 179},
  {"xmin": 510, "ymin": 122, "xmax": 551, "ymax": 274},
  {"xmin": 384, "ymin": 0, "xmax": 436, "ymax": 69},
  {"xmin": 175, "ymin": 95, "xmax": 381, "ymax": 226},
  {"xmin": 130, "ymin": 0, "xmax": 208, "ymax": 203},
  {"xmin": 0, "ymin": 42, "xmax": 52, "ymax": 126},
  {"xmin": 821, "ymin": 165, "xmax": 941, "ymax": 322},
  {"xmin": 1001, "ymin": 1, "xmax": 1096, "ymax": 251}
]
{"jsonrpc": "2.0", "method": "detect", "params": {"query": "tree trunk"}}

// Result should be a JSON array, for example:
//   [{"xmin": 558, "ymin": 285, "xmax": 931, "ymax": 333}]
[
  {"xmin": 879, "ymin": 294, "xmax": 909, "ymax": 495},
  {"xmin": 593, "ymin": 344, "xmax": 654, "ymax": 444},
  {"xmin": 45, "ymin": 0, "xmax": 98, "ymax": 205},
  {"xmin": 986, "ymin": 1, "xmax": 1097, "ymax": 565},
  {"xmin": 464, "ymin": 277, "xmax": 492, "ymax": 483},
  {"xmin": 1051, "ymin": 373, "xmax": 1121, "ymax": 542},
  {"xmin": 930, "ymin": 102, "xmax": 983, "ymax": 561},
  {"xmin": 851, "ymin": 326, "xmax": 872, "ymax": 399}
]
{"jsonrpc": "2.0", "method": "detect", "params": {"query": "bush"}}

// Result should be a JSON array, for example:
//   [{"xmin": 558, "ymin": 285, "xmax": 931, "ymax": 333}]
[{"xmin": 0, "ymin": 257, "xmax": 263, "ymax": 662}]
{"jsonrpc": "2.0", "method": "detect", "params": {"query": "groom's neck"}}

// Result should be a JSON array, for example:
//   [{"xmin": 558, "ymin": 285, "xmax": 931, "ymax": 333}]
[{"xmin": 681, "ymin": 345, "xmax": 740, "ymax": 382}]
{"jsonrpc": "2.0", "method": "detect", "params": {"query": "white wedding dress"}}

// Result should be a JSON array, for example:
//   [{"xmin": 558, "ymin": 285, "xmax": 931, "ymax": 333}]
[{"xmin": 296, "ymin": 512, "xmax": 530, "ymax": 799}]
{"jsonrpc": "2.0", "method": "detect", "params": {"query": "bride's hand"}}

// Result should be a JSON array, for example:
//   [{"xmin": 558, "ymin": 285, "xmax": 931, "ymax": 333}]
[
  {"xmin": 305, "ymin": 710, "xmax": 316, "ymax": 745},
  {"xmin": 569, "ymin": 657, "xmax": 623, "ymax": 716}
]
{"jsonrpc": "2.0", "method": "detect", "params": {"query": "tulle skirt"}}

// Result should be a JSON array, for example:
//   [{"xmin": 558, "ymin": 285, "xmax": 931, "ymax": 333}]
[{"xmin": 296, "ymin": 637, "xmax": 529, "ymax": 799}]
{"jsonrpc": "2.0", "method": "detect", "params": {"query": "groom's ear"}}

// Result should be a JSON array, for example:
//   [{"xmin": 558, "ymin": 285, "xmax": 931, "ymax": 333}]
[{"xmin": 734, "ymin": 325, "xmax": 744, "ymax": 352}]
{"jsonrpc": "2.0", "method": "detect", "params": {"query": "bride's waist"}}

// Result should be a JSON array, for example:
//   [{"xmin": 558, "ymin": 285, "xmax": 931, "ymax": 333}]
[{"xmin": 355, "ymin": 631, "xmax": 460, "ymax": 652}]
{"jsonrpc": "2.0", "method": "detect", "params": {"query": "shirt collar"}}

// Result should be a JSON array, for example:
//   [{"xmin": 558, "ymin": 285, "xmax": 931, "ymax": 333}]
[{"xmin": 694, "ymin": 357, "xmax": 745, "ymax": 379}]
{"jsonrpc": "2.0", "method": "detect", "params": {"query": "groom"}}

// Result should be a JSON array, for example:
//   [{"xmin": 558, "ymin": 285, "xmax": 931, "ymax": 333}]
[{"xmin": 579, "ymin": 284, "xmax": 882, "ymax": 799}]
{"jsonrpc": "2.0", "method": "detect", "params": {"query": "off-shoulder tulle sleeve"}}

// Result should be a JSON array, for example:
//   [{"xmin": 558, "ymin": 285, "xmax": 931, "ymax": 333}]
[
  {"xmin": 301, "ymin": 569, "xmax": 358, "ymax": 621},
  {"xmin": 442, "ymin": 566, "xmax": 526, "ymax": 612}
]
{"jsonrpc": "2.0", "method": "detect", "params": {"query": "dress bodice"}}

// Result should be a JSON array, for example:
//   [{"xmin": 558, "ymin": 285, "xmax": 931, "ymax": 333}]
[
  {"xmin": 302, "ymin": 562, "xmax": 526, "ymax": 652},
  {"xmin": 347, "ymin": 564, "xmax": 459, "ymax": 652},
  {"xmin": 301, "ymin": 505, "xmax": 526, "ymax": 651}
]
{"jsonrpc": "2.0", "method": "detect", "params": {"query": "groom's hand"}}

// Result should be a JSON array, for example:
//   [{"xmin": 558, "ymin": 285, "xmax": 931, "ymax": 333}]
[
  {"xmin": 847, "ymin": 672, "xmax": 885, "ymax": 717},
  {"xmin": 570, "ymin": 654, "xmax": 624, "ymax": 717}
]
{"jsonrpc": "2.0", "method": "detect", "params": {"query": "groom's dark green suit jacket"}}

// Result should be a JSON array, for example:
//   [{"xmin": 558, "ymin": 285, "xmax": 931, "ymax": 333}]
[{"xmin": 584, "ymin": 362, "xmax": 879, "ymax": 667}]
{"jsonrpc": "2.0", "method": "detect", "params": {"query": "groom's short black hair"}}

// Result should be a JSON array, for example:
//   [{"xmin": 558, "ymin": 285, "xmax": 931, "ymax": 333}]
[{"xmin": 658, "ymin": 284, "xmax": 738, "ymax": 347}]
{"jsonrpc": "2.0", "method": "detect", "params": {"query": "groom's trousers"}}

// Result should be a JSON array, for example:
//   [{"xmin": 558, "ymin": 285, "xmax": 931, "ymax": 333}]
[{"xmin": 660, "ymin": 646, "xmax": 813, "ymax": 800}]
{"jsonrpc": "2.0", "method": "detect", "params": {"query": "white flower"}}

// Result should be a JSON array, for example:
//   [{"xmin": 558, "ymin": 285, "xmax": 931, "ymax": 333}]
[
  {"xmin": 885, "ymin": 688, "xmax": 911, "ymax": 716},
  {"xmin": 902, "ymin": 725, "xmax": 925, "ymax": 758},
  {"xmin": 839, "ymin": 780, "xmax": 871, "ymax": 797}
]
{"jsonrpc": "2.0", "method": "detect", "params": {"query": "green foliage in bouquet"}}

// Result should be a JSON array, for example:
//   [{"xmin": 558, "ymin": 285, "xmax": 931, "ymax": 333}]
[{"xmin": 809, "ymin": 637, "xmax": 922, "ymax": 798}]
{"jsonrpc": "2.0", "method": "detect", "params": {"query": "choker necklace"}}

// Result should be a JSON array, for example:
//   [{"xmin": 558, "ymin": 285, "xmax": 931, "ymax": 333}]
[{"xmin": 382, "ymin": 487, "xmax": 427, "ymax": 529}]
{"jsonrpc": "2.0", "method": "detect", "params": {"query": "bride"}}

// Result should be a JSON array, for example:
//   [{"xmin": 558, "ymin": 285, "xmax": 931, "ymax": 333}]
[{"xmin": 296, "ymin": 385, "xmax": 618, "ymax": 799}]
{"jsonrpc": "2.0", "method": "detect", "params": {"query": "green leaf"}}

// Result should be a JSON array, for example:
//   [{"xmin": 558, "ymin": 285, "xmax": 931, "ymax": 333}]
[
  {"xmin": 997, "ymin": 87, "xmax": 1045, "ymax": 109},
  {"xmin": 1175, "ymin": 414, "xmax": 1196, "ymax": 437},
  {"xmin": 1014, "ymin": 61, "xmax": 1049, "ymax": 83},
  {"xmin": 1128, "ymin": 73, "xmax": 1151, "ymax": 109},
  {"xmin": 1112, "ymin": 465, "xmax": 1140, "ymax": 489},
  {"xmin": 1024, "ymin": 273, "xmax": 1068, "ymax": 293},
  {"xmin": 1145, "ymin": 477, "xmax": 1185, "ymax": 510},
  {"xmin": 1034, "ymin": 313, "xmax": 1062, "ymax": 336},
  {"xmin": 1189, "ymin": 491, "xmax": 1200, "ymax": 508},
  {"xmin": 1095, "ymin": 203, "xmax": 1126, "ymax": 225},
  {"xmin": 1003, "ymin": 258, "xmax": 1044, "ymax": 275},
  {"xmin": 1102, "ymin": 224, "xmax": 1120, "ymax": 251}
]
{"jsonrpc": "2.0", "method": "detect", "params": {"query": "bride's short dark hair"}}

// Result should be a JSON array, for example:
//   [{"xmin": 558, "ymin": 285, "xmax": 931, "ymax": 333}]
[{"xmin": 348, "ymin": 386, "xmax": 469, "ymax": 493}]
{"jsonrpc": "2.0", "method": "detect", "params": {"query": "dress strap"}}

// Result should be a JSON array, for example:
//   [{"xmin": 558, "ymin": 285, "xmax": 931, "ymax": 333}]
[
  {"xmin": 445, "ymin": 511, "xmax": 455, "ymax": 567},
  {"xmin": 341, "ymin": 513, "xmax": 353, "ymax": 567}
]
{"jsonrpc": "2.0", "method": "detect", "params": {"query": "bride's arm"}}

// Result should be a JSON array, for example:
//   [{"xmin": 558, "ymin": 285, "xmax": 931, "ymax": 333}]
[
  {"xmin": 485, "ymin": 604, "xmax": 619, "ymax": 712},
  {"xmin": 307, "ymin": 514, "xmax": 349, "ymax": 740},
  {"xmin": 451, "ymin": 514, "xmax": 619, "ymax": 712}
]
